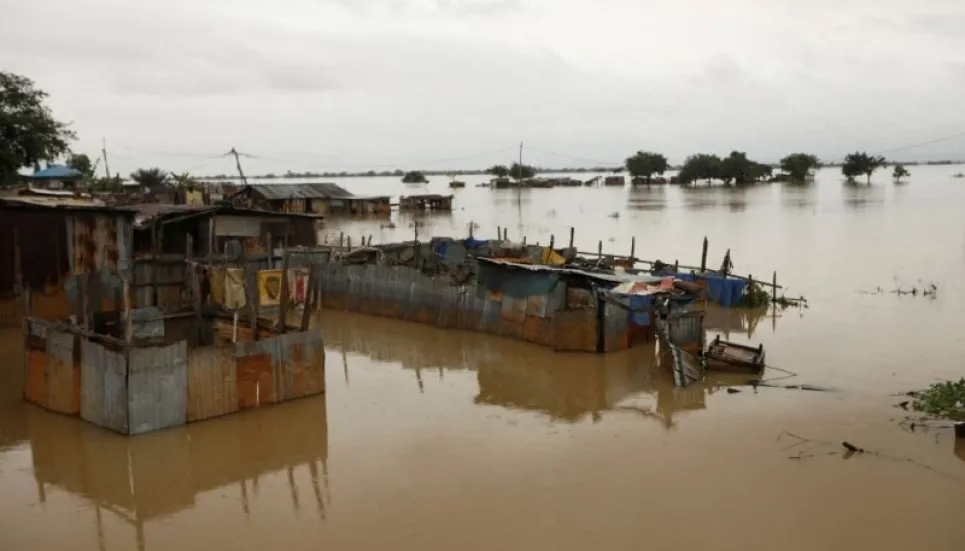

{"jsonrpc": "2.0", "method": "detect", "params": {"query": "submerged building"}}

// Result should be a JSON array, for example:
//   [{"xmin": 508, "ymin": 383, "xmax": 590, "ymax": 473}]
[{"xmin": 0, "ymin": 198, "xmax": 327, "ymax": 435}]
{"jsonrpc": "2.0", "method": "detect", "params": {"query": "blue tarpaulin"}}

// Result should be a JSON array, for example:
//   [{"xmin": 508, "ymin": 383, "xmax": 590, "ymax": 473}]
[
  {"xmin": 653, "ymin": 271, "xmax": 748, "ymax": 307},
  {"xmin": 629, "ymin": 295, "xmax": 654, "ymax": 326},
  {"xmin": 464, "ymin": 238, "xmax": 490, "ymax": 249}
]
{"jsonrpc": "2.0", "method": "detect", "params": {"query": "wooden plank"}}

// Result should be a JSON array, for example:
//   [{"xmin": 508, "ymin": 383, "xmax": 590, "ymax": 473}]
[{"xmin": 278, "ymin": 250, "xmax": 290, "ymax": 333}]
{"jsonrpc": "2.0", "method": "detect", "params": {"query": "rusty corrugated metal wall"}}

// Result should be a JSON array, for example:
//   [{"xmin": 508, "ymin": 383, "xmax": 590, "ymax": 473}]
[
  {"xmin": 80, "ymin": 338, "xmax": 129, "ymax": 434},
  {"xmin": 315, "ymin": 263, "xmax": 602, "ymax": 351},
  {"xmin": 128, "ymin": 342, "xmax": 188, "ymax": 435}
]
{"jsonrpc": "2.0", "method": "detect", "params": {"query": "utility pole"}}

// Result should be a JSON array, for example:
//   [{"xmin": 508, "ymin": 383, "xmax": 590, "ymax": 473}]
[
  {"xmin": 229, "ymin": 147, "xmax": 248, "ymax": 186},
  {"xmin": 101, "ymin": 137, "xmax": 111, "ymax": 179}
]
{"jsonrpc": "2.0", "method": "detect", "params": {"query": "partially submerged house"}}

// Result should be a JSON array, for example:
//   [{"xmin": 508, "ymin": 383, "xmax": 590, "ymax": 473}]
[
  {"xmin": 398, "ymin": 194, "xmax": 453, "ymax": 212},
  {"xmin": 237, "ymin": 183, "xmax": 391, "ymax": 217},
  {"xmin": 0, "ymin": 198, "xmax": 327, "ymax": 435}
]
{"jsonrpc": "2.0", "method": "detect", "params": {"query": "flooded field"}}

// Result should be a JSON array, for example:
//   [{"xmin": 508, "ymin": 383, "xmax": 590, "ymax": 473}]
[{"xmin": 2, "ymin": 166, "xmax": 965, "ymax": 550}]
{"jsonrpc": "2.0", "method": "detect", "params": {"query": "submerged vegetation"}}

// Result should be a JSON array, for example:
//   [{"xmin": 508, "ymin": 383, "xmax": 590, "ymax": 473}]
[{"xmin": 911, "ymin": 379, "xmax": 965, "ymax": 421}]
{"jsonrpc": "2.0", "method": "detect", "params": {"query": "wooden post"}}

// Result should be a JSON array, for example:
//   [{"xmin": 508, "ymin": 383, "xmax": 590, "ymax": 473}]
[
  {"xmin": 597, "ymin": 240, "xmax": 603, "ymax": 260},
  {"xmin": 300, "ymin": 263, "xmax": 317, "ymax": 331},
  {"xmin": 772, "ymin": 271, "xmax": 777, "ymax": 303},
  {"xmin": 414, "ymin": 225, "xmax": 418, "ymax": 244},
  {"xmin": 674, "ymin": 259, "xmax": 679, "ymax": 272},
  {"xmin": 497, "ymin": 225, "xmax": 501, "ymax": 241},
  {"xmin": 243, "ymin": 255, "xmax": 260, "ymax": 341},
  {"xmin": 503, "ymin": 228, "xmax": 508, "ymax": 241},
  {"xmin": 187, "ymin": 233, "xmax": 202, "ymax": 343},
  {"xmin": 265, "ymin": 232, "xmax": 273, "ymax": 268},
  {"xmin": 152, "ymin": 221, "xmax": 161, "ymax": 307},
  {"xmin": 468, "ymin": 220, "xmax": 474, "ymax": 238},
  {"xmin": 81, "ymin": 273, "xmax": 91, "ymax": 330},
  {"xmin": 278, "ymin": 250, "xmax": 290, "ymax": 333},
  {"xmin": 522, "ymin": 236, "xmax": 527, "ymax": 246},
  {"xmin": 700, "ymin": 236, "xmax": 708, "ymax": 273},
  {"xmin": 347, "ymin": 236, "xmax": 352, "ymax": 251},
  {"xmin": 630, "ymin": 237, "xmax": 636, "ymax": 263},
  {"xmin": 338, "ymin": 232, "xmax": 344, "ymax": 251},
  {"xmin": 569, "ymin": 227, "xmax": 575, "ymax": 248},
  {"xmin": 367, "ymin": 234, "xmax": 373, "ymax": 246},
  {"xmin": 208, "ymin": 216, "xmax": 215, "ymax": 259},
  {"xmin": 549, "ymin": 234, "xmax": 555, "ymax": 249}
]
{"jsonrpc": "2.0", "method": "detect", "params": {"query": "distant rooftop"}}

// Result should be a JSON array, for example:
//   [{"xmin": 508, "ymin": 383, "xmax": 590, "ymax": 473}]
[
  {"xmin": 247, "ymin": 182, "xmax": 354, "ymax": 200},
  {"xmin": 27, "ymin": 164, "xmax": 83, "ymax": 181}
]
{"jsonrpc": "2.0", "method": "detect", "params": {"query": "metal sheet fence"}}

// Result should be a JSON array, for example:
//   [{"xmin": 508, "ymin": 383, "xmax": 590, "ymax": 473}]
[
  {"xmin": 315, "ymin": 263, "xmax": 601, "ymax": 351},
  {"xmin": 128, "ymin": 342, "xmax": 188, "ymax": 435}
]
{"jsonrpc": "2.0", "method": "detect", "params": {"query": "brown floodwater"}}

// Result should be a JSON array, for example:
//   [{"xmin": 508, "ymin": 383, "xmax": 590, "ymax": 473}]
[{"xmin": 3, "ymin": 167, "xmax": 965, "ymax": 550}]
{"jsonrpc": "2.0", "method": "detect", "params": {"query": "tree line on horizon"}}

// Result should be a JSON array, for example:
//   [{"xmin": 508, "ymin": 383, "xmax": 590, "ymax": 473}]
[{"xmin": 0, "ymin": 69, "xmax": 930, "ymax": 190}]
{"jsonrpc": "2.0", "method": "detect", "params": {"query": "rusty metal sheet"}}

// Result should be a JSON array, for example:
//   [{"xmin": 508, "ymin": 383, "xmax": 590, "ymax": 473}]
[
  {"xmin": 553, "ymin": 309, "xmax": 598, "ymax": 352},
  {"xmin": 80, "ymin": 338, "xmax": 129, "ymax": 434},
  {"xmin": 186, "ymin": 347, "xmax": 239, "ymax": 422},
  {"xmin": 24, "ymin": 349, "xmax": 47, "ymax": 406},
  {"xmin": 604, "ymin": 302, "xmax": 629, "ymax": 352},
  {"xmin": 501, "ymin": 295, "xmax": 527, "ymax": 324},
  {"xmin": 128, "ymin": 341, "xmax": 188, "ymax": 435},
  {"xmin": 236, "ymin": 354, "xmax": 275, "ymax": 408},
  {"xmin": 45, "ymin": 330, "xmax": 78, "ymax": 414}
]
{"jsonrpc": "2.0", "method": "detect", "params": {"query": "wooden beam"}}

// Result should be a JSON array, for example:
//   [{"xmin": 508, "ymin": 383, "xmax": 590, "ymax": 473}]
[
  {"xmin": 300, "ymin": 263, "xmax": 317, "ymax": 332},
  {"xmin": 278, "ymin": 249, "xmax": 290, "ymax": 333}
]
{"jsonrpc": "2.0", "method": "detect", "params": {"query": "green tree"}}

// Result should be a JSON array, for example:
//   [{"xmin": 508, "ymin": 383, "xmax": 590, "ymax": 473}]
[
  {"xmin": 401, "ymin": 170, "xmax": 427, "ymax": 183},
  {"xmin": 130, "ymin": 167, "xmax": 170, "ymax": 188},
  {"xmin": 678, "ymin": 154, "xmax": 722, "ymax": 184},
  {"xmin": 0, "ymin": 71, "xmax": 76, "ymax": 184},
  {"xmin": 893, "ymin": 164, "xmax": 910, "ymax": 183},
  {"xmin": 719, "ymin": 151, "xmax": 766, "ymax": 184},
  {"xmin": 487, "ymin": 164, "xmax": 510, "ymax": 178},
  {"xmin": 842, "ymin": 152, "xmax": 886, "ymax": 184},
  {"xmin": 508, "ymin": 162, "xmax": 536, "ymax": 181},
  {"xmin": 625, "ymin": 151, "xmax": 669, "ymax": 185},
  {"xmin": 90, "ymin": 175, "xmax": 124, "ymax": 193},
  {"xmin": 779, "ymin": 153, "xmax": 820, "ymax": 182},
  {"xmin": 67, "ymin": 153, "xmax": 96, "ymax": 180}
]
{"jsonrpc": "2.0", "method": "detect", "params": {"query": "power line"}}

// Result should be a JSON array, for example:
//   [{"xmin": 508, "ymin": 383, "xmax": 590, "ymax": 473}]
[{"xmin": 523, "ymin": 145, "xmax": 620, "ymax": 167}]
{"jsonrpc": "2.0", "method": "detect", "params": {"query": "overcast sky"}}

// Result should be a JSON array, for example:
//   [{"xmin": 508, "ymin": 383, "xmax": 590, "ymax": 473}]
[{"xmin": 3, "ymin": 0, "xmax": 965, "ymax": 175}]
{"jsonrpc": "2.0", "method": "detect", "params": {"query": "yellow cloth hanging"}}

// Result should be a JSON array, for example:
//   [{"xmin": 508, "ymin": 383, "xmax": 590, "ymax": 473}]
[
  {"xmin": 224, "ymin": 269, "xmax": 247, "ymax": 310},
  {"xmin": 540, "ymin": 247, "xmax": 566, "ymax": 266}
]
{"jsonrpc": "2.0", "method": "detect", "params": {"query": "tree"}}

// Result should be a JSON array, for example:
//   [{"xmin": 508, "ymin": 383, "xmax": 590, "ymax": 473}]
[
  {"xmin": 0, "ymin": 71, "xmax": 76, "ymax": 184},
  {"xmin": 67, "ymin": 153, "xmax": 96, "ymax": 180},
  {"xmin": 779, "ymin": 153, "xmax": 820, "ymax": 182},
  {"xmin": 893, "ymin": 164, "xmax": 910, "ymax": 183},
  {"xmin": 89, "ymin": 175, "xmax": 124, "ymax": 193},
  {"xmin": 401, "ymin": 170, "xmax": 427, "ymax": 183},
  {"xmin": 508, "ymin": 162, "xmax": 536, "ymax": 181},
  {"xmin": 719, "ymin": 151, "xmax": 768, "ymax": 184},
  {"xmin": 486, "ymin": 164, "xmax": 510, "ymax": 178},
  {"xmin": 842, "ymin": 152, "xmax": 886, "ymax": 184},
  {"xmin": 678, "ymin": 154, "xmax": 722, "ymax": 184},
  {"xmin": 625, "ymin": 151, "xmax": 668, "ymax": 185},
  {"xmin": 130, "ymin": 167, "xmax": 170, "ymax": 188}
]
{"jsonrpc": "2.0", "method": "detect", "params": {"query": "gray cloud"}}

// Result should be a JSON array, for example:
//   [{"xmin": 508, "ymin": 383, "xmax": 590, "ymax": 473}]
[{"xmin": 2, "ymin": 0, "xmax": 965, "ymax": 175}]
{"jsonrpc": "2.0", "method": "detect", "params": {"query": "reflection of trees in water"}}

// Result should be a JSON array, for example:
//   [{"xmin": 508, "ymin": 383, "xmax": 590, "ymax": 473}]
[
  {"xmin": 842, "ymin": 181, "xmax": 885, "ymax": 210},
  {"xmin": 24, "ymin": 395, "xmax": 329, "ymax": 551},
  {"xmin": 704, "ymin": 305, "xmax": 769, "ymax": 339},
  {"xmin": 321, "ymin": 310, "xmax": 746, "ymax": 428}
]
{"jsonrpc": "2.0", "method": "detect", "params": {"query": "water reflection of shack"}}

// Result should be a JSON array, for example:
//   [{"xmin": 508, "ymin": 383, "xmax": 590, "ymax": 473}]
[
  {"xmin": 398, "ymin": 194, "xmax": 454, "ymax": 212},
  {"xmin": 236, "ymin": 183, "xmax": 391, "ymax": 218},
  {"xmin": 27, "ymin": 395, "xmax": 328, "ymax": 551},
  {"xmin": 0, "ymin": 199, "xmax": 326, "ymax": 436}
]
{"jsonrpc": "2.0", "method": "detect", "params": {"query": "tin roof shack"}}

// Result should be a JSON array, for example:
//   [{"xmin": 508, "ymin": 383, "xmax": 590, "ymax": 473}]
[
  {"xmin": 399, "ymin": 194, "xmax": 453, "ymax": 212},
  {"xmin": 239, "ymin": 183, "xmax": 391, "ymax": 218},
  {"xmin": 3, "ymin": 200, "xmax": 325, "ymax": 435}
]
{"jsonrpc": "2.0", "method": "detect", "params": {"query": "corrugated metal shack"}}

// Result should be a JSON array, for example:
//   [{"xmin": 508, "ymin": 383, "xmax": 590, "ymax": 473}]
[
  {"xmin": 398, "ymin": 194, "xmax": 454, "ymax": 212},
  {"xmin": 2, "ymin": 199, "xmax": 327, "ymax": 435},
  {"xmin": 237, "ymin": 183, "xmax": 392, "ymax": 217},
  {"xmin": 313, "ymin": 236, "xmax": 700, "ymax": 353}
]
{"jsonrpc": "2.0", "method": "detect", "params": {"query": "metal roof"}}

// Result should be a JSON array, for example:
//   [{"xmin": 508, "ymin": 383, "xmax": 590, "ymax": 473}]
[
  {"xmin": 247, "ymin": 183, "xmax": 355, "ymax": 200},
  {"xmin": 26, "ymin": 165, "xmax": 84, "ymax": 180}
]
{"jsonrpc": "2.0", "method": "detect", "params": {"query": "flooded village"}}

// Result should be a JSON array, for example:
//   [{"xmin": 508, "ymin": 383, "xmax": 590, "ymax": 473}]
[
  {"xmin": 3, "ymin": 4, "xmax": 965, "ymax": 540},
  {"xmin": 2, "ymin": 164, "xmax": 965, "ymax": 551}
]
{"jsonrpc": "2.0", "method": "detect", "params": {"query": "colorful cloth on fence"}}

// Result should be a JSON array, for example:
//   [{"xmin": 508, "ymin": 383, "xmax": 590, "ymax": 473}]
[
  {"xmin": 224, "ymin": 268, "xmax": 246, "ymax": 310},
  {"xmin": 258, "ymin": 270, "xmax": 283, "ymax": 307},
  {"xmin": 288, "ymin": 269, "xmax": 309, "ymax": 304},
  {"xmin": 208, "ymin": 268, "xmax": 226, "ymax": 305}
]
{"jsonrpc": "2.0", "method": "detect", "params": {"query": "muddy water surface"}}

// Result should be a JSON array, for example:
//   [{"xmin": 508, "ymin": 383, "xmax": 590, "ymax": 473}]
[{"xmin": 2, "ymin": 167, "xmax": 965, "ymax": 550}]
